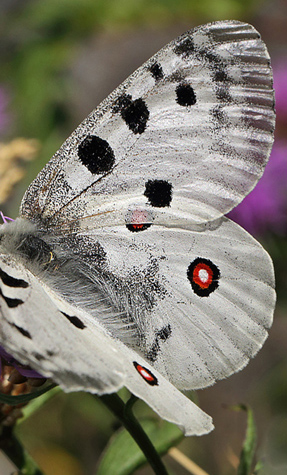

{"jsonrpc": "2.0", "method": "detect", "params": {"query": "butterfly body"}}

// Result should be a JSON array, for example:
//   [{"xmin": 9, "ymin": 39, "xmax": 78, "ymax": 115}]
[{"xmin": 0, "ymin": 20, "xmax": 275, "ymax": 435}]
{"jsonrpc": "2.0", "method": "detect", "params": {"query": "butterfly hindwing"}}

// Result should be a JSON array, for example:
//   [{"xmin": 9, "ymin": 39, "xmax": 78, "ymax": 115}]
[{"xmin": 55, "ymin": 217, "xmax": 274, "ymax": 390}]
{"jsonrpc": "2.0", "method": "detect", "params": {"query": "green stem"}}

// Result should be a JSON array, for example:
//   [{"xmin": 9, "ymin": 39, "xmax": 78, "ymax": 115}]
[
  {"xmin": 99, "ymin": 393, "xmax": 169, "ymax": 475},
  {"xmin": 0, "ymin": 426, "xmax": 44, "ymax": 475}
]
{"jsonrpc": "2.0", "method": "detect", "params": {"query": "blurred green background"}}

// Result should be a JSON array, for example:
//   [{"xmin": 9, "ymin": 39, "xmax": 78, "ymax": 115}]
[{"xmin": 0, "ymin": 0, "xmax": 287, "ymax": 474}]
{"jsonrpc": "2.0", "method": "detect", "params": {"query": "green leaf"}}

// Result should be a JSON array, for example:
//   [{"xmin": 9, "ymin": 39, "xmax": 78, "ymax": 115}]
[
  {"xmin": 233, "ymin": 404, "xmax": 257, "ymax": 475},
  {"xmin": 97, "ymin": 418, "xmax": 183, "ymax": 475},
  {"xmin": 253, "ymin": 459, "xmax": 264, "ymax": 474},
  {"xmin": 0, "ymin": 383, "xmax": 56, "ymax": 405}
]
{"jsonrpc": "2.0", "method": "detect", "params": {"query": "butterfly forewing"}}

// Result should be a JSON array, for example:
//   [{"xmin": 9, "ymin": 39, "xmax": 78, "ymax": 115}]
[
  {"xmin": 20, "ymin": 20, "xmax": 275, "ymax": 231},
  {"xmin": 0, "ymin": 254, "xmax": 126, "ymax": 393}
]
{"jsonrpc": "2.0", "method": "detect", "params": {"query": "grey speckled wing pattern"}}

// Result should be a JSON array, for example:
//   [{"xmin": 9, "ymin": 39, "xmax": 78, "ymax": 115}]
[{"xmin": 0, "ymin": 21, "xmax": 276, "ymax": 436}]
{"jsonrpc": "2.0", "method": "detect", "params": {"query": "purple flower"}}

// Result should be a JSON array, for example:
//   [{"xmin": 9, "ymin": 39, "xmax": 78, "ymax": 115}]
[
  {"xmin": 0, "ymin": 345, "xmax": 44, "ymax": 379},
  {"xmin": 228, "ymin": 141, "xmax": 287, "ymax": 236}
]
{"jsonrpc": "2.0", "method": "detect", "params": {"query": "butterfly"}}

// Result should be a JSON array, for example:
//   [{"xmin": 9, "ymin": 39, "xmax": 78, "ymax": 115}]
[{"xmin": 0, "ymin": 20, "xmax": 276, "ymax": 436}]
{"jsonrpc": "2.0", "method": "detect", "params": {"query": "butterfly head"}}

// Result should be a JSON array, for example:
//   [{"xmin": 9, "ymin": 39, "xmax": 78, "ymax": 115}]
[{"xmin": 0, "ymin": 218, "xmax": 57, "ymax": 269}]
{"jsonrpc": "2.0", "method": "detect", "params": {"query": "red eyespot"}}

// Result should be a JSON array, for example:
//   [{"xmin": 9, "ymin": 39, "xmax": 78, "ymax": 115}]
[
  {"xmin": 133, "ymin": 223, "xmax": 144, "ymax": 230},
  {"xmin": 126, "ymin": 223, "xmax": 151, "ymax": 232},
  {"xmin": 193, "ymin": 262, "xmax": 213, "ymax": 289},
  {"xmin": 133, "ymin": 362, "xmax": 158, "ymax": 386},
  {"xmin": 187, "ymin": 258, "xmax": 220, "ymax": 297}
]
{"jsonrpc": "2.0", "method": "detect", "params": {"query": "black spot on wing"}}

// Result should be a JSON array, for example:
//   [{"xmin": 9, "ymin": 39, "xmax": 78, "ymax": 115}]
[
  {"xmin": 196, "ymin": 48, "xmax": 233, "ymax": 103},
  {"xmin": 78, "ymin": 135, "xmax": 115, "ymax": 174},
  {"xmin": 113, "ymin": 94, "xmax": 149, "ymax": 134},
  {"xmin": 174, "ymin": 29, "xmax": 234, "ymax": 96},
  {"xmin": 202, "ymin": 50, "xmax": 220, "ymax": 65},
  {"xmin": 144, "ymin": 180, "xmax": 172, "ymax": 207},
  {"xmin": 0, "ymin": 287, "xmax": 23, "ymax": 308},
  {"xmin": 0, "ymin": 268, "xmax": 28, "ymax": 288},
  {"xmin": 61, "ymin": 311, "xmax": 86, "ymax": 329},
  {"xmin": 149, "ymin": 62, "xmax": 164, "ymax": 81},
  {"xmin": 215, "ymin": 86, "xmax": 232, "ymax": 103},
  {"xmin": 11, "ymin": 323, "xmax": 32, "ymax": 339},
  {"xmin": 174, "ymin": 36, "xmax": 195, "ymax": 57},
  {"xmin": 176, "ymin": 83, "xmax": 196, "ymax": 106},
  {"xmin": 157, "ymin": 325, "xmax": 172, "ymax": 341},
  {"xmin": 146, "ymin": 325, "xmax": 172, "ymax": 362},
  {"xmin": 126, "ymin": 223, "xmax": 152, "ymax": 232},
  {"xmin": 174, "ymin": 34, "xmax": 234, "ymax": 109},
  {"xmin": 214, "ymin": 69, "xmax": 229, "ymax": 83},
  {"xmin": 33, "ymin": 352, "xmax": 45, "ymax": 361},
  {"xmin": 211, "ymin": 106, "xmax": 229, "ymax": 127}
]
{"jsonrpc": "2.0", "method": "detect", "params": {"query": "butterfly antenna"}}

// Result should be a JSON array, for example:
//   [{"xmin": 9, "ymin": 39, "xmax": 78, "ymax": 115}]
[{"xmin": 0, "ymin": 211, "xmax": 14, "ymax": 224}]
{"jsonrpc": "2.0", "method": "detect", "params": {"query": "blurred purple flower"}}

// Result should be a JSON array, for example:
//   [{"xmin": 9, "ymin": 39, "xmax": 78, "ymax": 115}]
[
  {"xmin": 228, "ymin": 62, "xmax": 287, "ymax": 236},
  {"xmin": 228, "ymin": 141, "xmax": 287, "ymax": 236},
  {"xmin": 0, "ymin": 344, "xmax": 44, "ymax": 379}
]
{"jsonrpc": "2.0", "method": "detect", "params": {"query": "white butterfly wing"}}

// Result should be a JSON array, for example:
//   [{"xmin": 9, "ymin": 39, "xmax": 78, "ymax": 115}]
[
  {"xmin": 0, "ymin": 253, "xmax": 213, "ymax": 436},
  {"xmin": 60, "ymin": 217, "xmax": 274, "ymax": 390},
  {"xmin": 0, "ymin": 254, "xmax": 124, "ymax": 394},
  {"xmin": 114, "ymin": 344, "xmax": 214, "ymax": 436},
  {"xmin": 20, "ymin": 20, "xmax": 275, "ymax": 230}
]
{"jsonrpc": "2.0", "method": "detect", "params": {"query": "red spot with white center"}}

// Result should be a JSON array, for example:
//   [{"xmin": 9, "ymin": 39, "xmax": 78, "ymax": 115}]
[
  {"xmin": 133, "ymin": 362, "xmax": 158, "ymax": 386},
  {"xmin": 193, "ymin": 262, "xmax": 213, "ymax": 289},
  {"xmin": 187, "ymin": 257, "xmax": 220, "ymax": 297}
]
